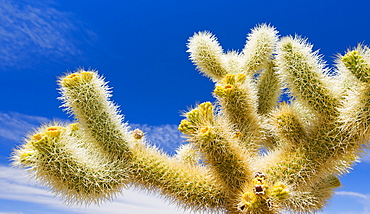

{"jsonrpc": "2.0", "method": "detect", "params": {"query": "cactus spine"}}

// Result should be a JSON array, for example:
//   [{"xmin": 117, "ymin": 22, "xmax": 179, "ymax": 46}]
[{"xmin": 12, "ymin": 24, "xmax": 370, "ymax": 213}]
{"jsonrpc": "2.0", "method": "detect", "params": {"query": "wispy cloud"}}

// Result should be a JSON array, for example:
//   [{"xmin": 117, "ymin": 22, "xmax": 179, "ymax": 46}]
[
  {"xmin": 0, "ymin": 111, "xmax": 49, "ymax": 142},
  {"xmin": 0, "ymin": 0, "xmax": 96, "ymax": 69},
  {"xmin": 0, "ymin": 165, "xmax": 194, "ymax": 214},
  {"xmin": 335, "ymin": 191, "xmax": 368, "ymax": 199},
  {"xmin": 333, "ymin": 191, "xmax": 370, "ymax": 214}
]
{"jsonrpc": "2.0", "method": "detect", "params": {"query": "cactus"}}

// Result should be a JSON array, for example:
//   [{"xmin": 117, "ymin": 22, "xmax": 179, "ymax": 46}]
[{"xmin": 12, "ymin": 24, "xmax": 370, "ymax": 213}]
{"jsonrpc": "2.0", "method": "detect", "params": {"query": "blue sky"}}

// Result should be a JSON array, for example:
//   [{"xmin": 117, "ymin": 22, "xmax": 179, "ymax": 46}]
[{"xmin": 0, "ymin": 0, "xmax": 370, "ymax": 213}]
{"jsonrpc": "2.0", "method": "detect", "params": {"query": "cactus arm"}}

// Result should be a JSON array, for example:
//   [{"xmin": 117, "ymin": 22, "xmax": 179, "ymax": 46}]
[
  {"xmin": 276, "ymin": 36, "xmax": 338, "ymax": 118},
  {"xmin": 339, "ymin": 47, "xmax": 370, "ymax": 140},
  {"xmin": 59, "ymin": 71, "xmax": 133, "ymax": 162},
  {"xmin": 241, "ymin": 24, "xmax": 279, "ymax": 74},
  {"xmin": 256, "ymin": 60, "xmax": 281, "ymax": 115},
  {"xmin": 214, "ymin": 73, "xmax": 262, "ymax": 152},
  {"xmin": 283, "ymin": 175, "xmax": 340, "ymax": 213},
  {"xmin": 179, "ymin": 102, "xmax": 253, "ymax": 206},
  {"xmin": 12, "ymin": 123, "xmax": 128, "ymax": 205},
  {"xmin": 342, "ymin": 47, "xmax": 370, "ymax": 83},
  {"xmin": 187, "ymin": 32, "xmax": 227, "ymax": 81},
  {"xmin": 129, "ymin": 140, "xmax": 226, "ymax": 212}
]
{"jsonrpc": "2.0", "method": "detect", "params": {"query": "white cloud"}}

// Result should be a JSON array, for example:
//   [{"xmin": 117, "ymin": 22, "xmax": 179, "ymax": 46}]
[
  {"xmin": 0, "ymin": 165, "xmax": 196, "ymax": 214},
  {"xmin": 0, "ymin": 112, "xmax": 49, "ymax": 142},
  {"xmin": 0, "ymin": 0, "xmax": 96, "ymax": 69}
]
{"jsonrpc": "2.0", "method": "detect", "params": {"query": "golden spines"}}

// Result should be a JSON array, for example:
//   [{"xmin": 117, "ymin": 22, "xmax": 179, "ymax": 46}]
[
  {"xmin": 187, "ymin": 24, "xmax": 278, "ymax": 81},
  {"xmin": 175, "ymin": 143, "xmax": 200, "ymax": 166},
  {"xmin": 242, "ymin": 24, "xmax": 279, "ymax": 74},
  {"xmin": 282, "ymin": 175, "xmax": 340, "ymax": 213},
  {"xmin": 179, "ymin": 102, "xmax": 252, "ymax": 197},
  {"xmin": 338, "ymin": 47, "xmax": 370, "ymax": 141}
]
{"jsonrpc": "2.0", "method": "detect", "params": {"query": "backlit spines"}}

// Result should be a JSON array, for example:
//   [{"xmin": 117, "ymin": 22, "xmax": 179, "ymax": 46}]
[
  {"xmin": 242, "ymin": 24, "xmax": 279, "ymax": 74},
  {"xmin": 342, "ymin": 48, "xmax": 370, "ymax": 83},
  {"xmin": 282, "ymin": 175, "xmax": 340, "ymax": 213},
  {"xmin": 338, "ymin": 47, "xmax": 370, "ymax": 140},
  {"xmin": 59, "ymin": 70, "xmax": 132, "ymax": 162},
  {"xmin": 276, "ymin": 36, "xmax": 338, "ymax": 118},
  {"xmin": 187, "ymin": 32, "xmax": 227, "ymax": 81},
  {"xmin": 175, "ymin": 143, "xmax": 201, "ymax": 166}
]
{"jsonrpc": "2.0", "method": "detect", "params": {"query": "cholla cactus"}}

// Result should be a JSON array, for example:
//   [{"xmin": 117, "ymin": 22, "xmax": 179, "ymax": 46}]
[{"xmin": 12, "ymin": 24, "xmax": 370, "ymax": 213}]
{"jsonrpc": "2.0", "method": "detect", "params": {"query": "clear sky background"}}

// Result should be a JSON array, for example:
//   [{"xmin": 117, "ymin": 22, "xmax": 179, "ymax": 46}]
[{"xmin": 0, "ymin": 0, "xmax": 370, "ymax": 213}]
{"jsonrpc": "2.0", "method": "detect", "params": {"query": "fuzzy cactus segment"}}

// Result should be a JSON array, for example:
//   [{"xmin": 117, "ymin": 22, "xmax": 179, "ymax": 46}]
[
  {"xmin": 12, "ymin": 123, "xmax": 129, "ymax": 205},
  {"xmin": 59, "ymin": 70, "xmax": 133, "ymax": 162},
  {"xmin": 11, "ymin": 24, "xmax": 370, "ymax": 214}
]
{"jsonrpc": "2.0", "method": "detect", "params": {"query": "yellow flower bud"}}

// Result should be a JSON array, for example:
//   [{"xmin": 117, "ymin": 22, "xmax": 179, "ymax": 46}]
[
  {"xmin": 240, "ymin": 191, "xmax": 258, "ymax": 209},
  {"xmin": 80, "ymin": 71, "xmax": 94, "ymax": 82},
  {"xmin": 178, "ymin": 119, "xmax": 195, "ymax": 134},
  {"xmin": 199, "ymin": 126, "xmax": 215, "ymax": 140},
  {"xmin": 271, "ymin": 182, "xmax": 289, "ymax": 200},
  {"xmin": 69, "ymin": 123, "xmax": 80, "ymax": 132},
  {"xmin": 186, "ymin": 108, "xmax": 200, "ymax": 123},
  {"xmin": 45, "ymin": 126, "xmax": 65, "ymax": 138},
  {"xmin": 235, "ymin": 73, "xmax": 246, "ymax": 83},
  {"xmin": 223, "ymin": 74, "xmax": 236, "ymax": 85},
  {"xmin": 199, "ymin": 102, "xmax": 214, "ymax": 122},
  {"xmin": 61, "ymin": 71, "xmax": 95, "ymax": 87}
]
